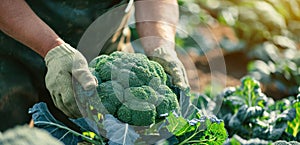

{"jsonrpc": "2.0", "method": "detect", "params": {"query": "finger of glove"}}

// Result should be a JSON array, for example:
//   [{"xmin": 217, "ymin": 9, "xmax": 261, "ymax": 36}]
[
  {"xmin": 152, "ymin": 57, "xmax": 190, "ymax": 90},
  {"xmin": 45, "ymin": 70, "xmax": 59, "ymax": 108},
  {"xmin": 172, "ymin": 66, "xmax": 190, "ymax": 90},
  {"xmin": 72, "ymin": 52, "xmax": 97, "ymax": 90},
  {"xmin": 54, "ymin": 72, "xmax": 82, "ymax": 118},
  {"xmin": 165, "ymin": 60, "xmax": 190, "ymax": 90},
  {"xmin": 149, "ymin": 47, "xmax": 190, "ymax": 90},
  {"xmin": 45, "ymin": 66, "xmax": 82, "ymax": 118}
]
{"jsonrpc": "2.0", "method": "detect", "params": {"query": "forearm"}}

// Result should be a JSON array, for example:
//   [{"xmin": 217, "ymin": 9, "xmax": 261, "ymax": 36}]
[
  {"xmin": 135, "ymin": 0, "xmax": 179, "ymax": 55},
  {"xmin": 0, "ymin": 0, "xmax": 63, "ymax": 57}
]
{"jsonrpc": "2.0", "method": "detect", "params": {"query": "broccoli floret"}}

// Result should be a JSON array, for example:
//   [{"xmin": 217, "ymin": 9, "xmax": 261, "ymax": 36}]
[
  {"xmin": 92, "ymin": 51, "xmax": 167, "ymax": 87},
  {"xmin": 149, "ymin": 60, "xmax": 167, "ymax": 84},
  {"xmin": 89, "ymin": 51, "xmax": 179, "ymax": 126},
  {"xmin": 123, "ymin": 86, "xmax": 158, "ymax": 104},
  {"xmin": 98, "ymin": 81, "xmax": 124, "ymax": 115},
  {"xmin": 95, "ymin": 55, "xmax": 113, "ymax": 81},
  {"xmin": 117, "ymin": 100, "xmax": 156, "ymax": 126},
  {"xmin": 89, "ymin": 55, "xmax": 109, "ymax": 68},
  {"xmin": 89, "ymin": 68, "xmax": 102, "ymax": 85},
  {"xmin": 156, "ymin": 85, "xmax": 180, "ymax": 116}
]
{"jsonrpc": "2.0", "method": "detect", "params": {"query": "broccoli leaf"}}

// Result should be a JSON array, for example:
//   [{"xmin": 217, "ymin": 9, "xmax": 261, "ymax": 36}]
[
  {"xmin": 217, "ymin": 77, "xmax": 300, "ymax": 142},
  {"xmin": 287, "ymin": 100, "xmax": 300, "ymax": 138},
  {"xmin": 103, "ymin": 114, "xmax": 139, "ymax": 145},
  {"xmin": 235, "ymin": 76, "xmax": 265, "ymax": 108},
  {"xmin": 166, "ymin": 112, "xmax": 227, "ymax": 144},
  {"xmin": 29, "ymin": 102, "xmax": 103, "ymax": 145},
  {"xmin": 221, "ymin": 76, "xmax": 268, "ymax": 115},
  {"xmin": 166, "ymin": 112, "xmax": 191, "ymax": 136},
  {"xmin": 179, "ymin": 91, "xmax": 198, "ymax": 119}
]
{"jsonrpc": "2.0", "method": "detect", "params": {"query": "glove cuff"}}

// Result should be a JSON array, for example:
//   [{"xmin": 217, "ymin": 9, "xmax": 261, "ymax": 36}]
[{"xmin": 44, "ymin": 43, "xmax": 76, "ymax": 65}]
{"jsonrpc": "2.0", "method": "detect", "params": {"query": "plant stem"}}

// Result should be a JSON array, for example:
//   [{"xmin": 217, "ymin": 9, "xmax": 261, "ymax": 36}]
[
  {"xmin": 178, "ymin": 129, "xmax": 202, "ymax": 145},
  {"xmin": 34, "ymin": 121, "xmax": 103, "ymax": 145}
]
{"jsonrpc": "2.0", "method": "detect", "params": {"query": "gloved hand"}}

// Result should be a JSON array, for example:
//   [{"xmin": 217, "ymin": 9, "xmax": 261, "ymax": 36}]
[
  {"xmin": 149, "ymin": 47, "xmax": 190, "ymax": 90},
  {"xmin": 44, "ymin": 43, "xmax": 97, "ymax": 118}
]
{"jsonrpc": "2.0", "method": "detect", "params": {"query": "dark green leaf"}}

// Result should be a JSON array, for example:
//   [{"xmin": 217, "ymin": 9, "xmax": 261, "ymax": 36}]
[{"xmin": 179, "ymin": 91, "xmax": 198, "ymax": 119}]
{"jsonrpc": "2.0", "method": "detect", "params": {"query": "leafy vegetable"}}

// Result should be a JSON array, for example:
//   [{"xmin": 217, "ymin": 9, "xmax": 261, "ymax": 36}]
[
  {"xmin": 179, "ymin": 91, "xmax": 199, "ymax": 119},
  {"xmin": 166, "ymin": 112, "xmax": 190, "ymax": 137},
  {"xmin": 217, "ymin": 76, "xmax": 299, "ymax": 142},
  {"xmin": 286, "ymin": 95, "xmax": 300, "ymax": 140},
  {"xmin": 219, "ymin": 76, "xmax": 268, "ymax": 115},
  {"xmin": 88, "ymin": 51, "xmax": 180, "ymax": 126},
  {"xmin": 165, "ymin": 112, "xmax": 227, "ymax": 145}
]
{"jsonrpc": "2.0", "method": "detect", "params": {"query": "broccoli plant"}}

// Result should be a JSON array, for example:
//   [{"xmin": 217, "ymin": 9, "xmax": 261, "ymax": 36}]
[
  {"xmin": 88, "ymin": 51, "xmax": 179, "ymax": 126},
  {"xmin": 217, "ymin": 76, "xmax": 299, "ymax": 142}
]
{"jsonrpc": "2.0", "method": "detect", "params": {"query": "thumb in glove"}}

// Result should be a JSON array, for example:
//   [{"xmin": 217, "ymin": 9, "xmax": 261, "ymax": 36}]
[{"xmin": 149, "ymin": 47, "xmax": 190, "ymax": 91}]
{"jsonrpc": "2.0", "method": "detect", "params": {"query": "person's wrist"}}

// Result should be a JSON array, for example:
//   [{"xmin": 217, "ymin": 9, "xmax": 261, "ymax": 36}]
[{"xmin": 42, "ymin": 38, "xmax": 65, "ymax": 58}]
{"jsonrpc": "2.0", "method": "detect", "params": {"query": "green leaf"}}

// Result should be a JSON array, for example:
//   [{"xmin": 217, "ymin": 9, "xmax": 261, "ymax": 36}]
[
  {"xmin": 166, "ymin": 113, "xmax": 191, "ymax": 136},
  {"xmin": 167, "ymin": 113, "xmax": 227, "ymax": 145},
  {"xmin": 223, "ymin": 76, "xmax": 267, "ymax": 111},
  {"xmin": 103, "ymin": 114, "xmax": 139, "ymax": 145},
  {"xmin": 287, "ymin": 101, "xmax": 300, "ymax": 137},
  {"xmin": 179, "ymin": 91, "xmax": 198, "ymax": 119},
  {"xmin": 202, "ymin": 121, "xmax": 228, "ymax": 144}
]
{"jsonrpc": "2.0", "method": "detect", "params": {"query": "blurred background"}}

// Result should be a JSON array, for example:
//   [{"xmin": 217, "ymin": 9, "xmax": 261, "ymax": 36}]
[{"xmin": 170, "ymin": 0, "xmax": 300, "ymax": 99}]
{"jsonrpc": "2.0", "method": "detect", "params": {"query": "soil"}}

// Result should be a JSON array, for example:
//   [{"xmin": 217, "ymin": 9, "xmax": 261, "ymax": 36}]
[
  {"xmin": 181, "ymin": 50, "xmax": 250, "ymax": 93},
  {"xmin": 179, "ymin": 24, "xmax": 289, "ymax": 99},
  {"xmin": 178, "ymin": 24, "xmax": 247, "ymax": 93}
]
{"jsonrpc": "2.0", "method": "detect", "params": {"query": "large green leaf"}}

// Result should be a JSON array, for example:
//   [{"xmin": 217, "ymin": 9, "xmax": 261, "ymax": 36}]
[
  {"xmin": 103, "ymin": 115, "xmax": 139, "ymax": 145},
  {"xmin": 166, "ymin": 112, "xmax": 191, "ymax": 136}
]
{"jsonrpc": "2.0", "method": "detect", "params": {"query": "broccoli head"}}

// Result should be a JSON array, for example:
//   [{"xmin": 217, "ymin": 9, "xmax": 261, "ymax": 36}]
[{"xmin": 89, "ymin": 51, "xmax": 179, "ymax": 126}]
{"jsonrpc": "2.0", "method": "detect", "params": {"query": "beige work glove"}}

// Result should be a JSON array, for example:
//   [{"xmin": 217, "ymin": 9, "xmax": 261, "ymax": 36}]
[
  {"xmin": 45, "ymin": 43, "xmax": 97, "ymax": 118},
  {"xmin": 149, "ymin": 47, "xmax": 190, "ymax": 91}
]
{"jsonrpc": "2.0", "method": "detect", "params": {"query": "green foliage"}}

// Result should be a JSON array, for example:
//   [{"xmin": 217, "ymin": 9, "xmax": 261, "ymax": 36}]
[
  {"xmin": 166, "ymin": 112, "xmax": 228, "ymax": 145},
  {"xmin": 88, "ymin": 52, "xmax": 179, "ymax": 126},
  {"xmin": 217, "ymin": 77, "xmax": 299, "ymax": 142},
  {"xmin": 196, "ymin": 0, "xmax": 300, "ymax": 50},
  {"xmin": 103, "ymin": 114, "xmax": 140, "ymax": 145},
  {"xmin": 166, "ymin": 112, "xmax": 190, "ymax": 136},
  {"xmin": 220, "ymin": 76, "xmax": 268, "ymax": 114},
  {"xmin": 178, "ymin": 0, "xmax": 300, "ymax": 97},
  {"xmin": 248, "ymin": 47, "xmax": 300, "ymax": 95},
  {"xmin": 286, "ymin": 96, "xmax": 300, "ymax": 139}
]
